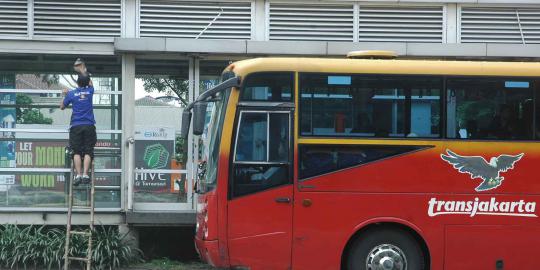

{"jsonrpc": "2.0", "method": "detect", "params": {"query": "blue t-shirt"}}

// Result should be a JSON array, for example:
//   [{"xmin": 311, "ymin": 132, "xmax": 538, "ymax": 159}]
[{"xmin": 63, "ymin": 86, "xmax": 95, "ymax": 127}]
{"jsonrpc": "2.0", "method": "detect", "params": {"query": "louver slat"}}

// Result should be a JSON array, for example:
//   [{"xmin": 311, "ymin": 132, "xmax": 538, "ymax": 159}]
[
  {"xmin": 461, "ymin": 7, "xmax": 540, "ymax": 44},
  {"xmin": 0, "ymin": 0, "xmax": 27, "ymax": 36},
  {"xmin": 140, "ymin": 1, "xmax": 252, "ymax": 40},
  {"xmin": 269, "ymin": 4, "xmax": 354, "ymax": 41},
  {"xmin": 34, "ymin": 0, "xmax": 121, "ymax": 38},
  {"xmin": 359, "ymin": 6, "xmax": 444, "ymax": 42}
]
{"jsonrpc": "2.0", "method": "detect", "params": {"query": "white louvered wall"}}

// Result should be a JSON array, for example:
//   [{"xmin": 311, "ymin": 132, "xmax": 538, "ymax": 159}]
[
  {"xmin": 268, "ymin": 3, "xmax": 354, "ymax": 41},
  {"xmin": 5, "ymin": 1, "xmax": 540, "ymax": 46},
  {"xmin": 460, "ymin": 7, "xmax": 540, "ymax": 44},
  {"xmin": 0, "ymin": 0, "xmax": 27, "ymax": 36},
  {"xmin": 139, "ymin": 1, "xmax": 252, "ymax": 39},
  {"xmin": 33, "ymin": 0, "xmax": 121, "ymax": 38},
  {"xmin": 358, "ymin": 6, "xmax": 444, "ymax": 42}
]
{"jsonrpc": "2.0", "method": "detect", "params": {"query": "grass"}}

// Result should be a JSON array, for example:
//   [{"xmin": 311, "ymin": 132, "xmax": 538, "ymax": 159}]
[{"xmin": 130, "ymin": 258, "xmax": 215, "ymax": 270}]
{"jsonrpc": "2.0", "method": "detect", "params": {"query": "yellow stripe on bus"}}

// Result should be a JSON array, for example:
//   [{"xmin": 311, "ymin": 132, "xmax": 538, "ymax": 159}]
[{"xmin": 229, "ymin": 58, "xmax": 540, "ymax": 78}]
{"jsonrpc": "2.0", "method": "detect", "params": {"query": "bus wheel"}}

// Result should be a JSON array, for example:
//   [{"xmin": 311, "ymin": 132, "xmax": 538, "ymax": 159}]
[{"xmin": 346, "ymin": 228, "xmax": 425, "ymax": 270}]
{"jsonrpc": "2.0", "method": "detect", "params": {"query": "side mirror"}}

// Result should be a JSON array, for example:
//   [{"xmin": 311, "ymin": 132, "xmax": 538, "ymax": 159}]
[
  {"xmin": 193, "ymin": 102, "xmax": 208, "ymax": 136},
  {"xmin": 180, "ymin": 110, "xmax": 192, "ymax": 139}
]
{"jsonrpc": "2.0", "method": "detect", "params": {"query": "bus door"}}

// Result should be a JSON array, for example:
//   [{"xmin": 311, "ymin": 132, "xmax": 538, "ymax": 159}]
[{"xmin": 227, "ymin": 108, "xmax": 294, "ymax": 269}]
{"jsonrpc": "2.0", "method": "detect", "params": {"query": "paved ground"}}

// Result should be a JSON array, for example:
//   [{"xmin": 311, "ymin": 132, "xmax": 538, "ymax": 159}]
[{"xmin": 124, "ymin": 261, "xmax": 215, "ymax": 270}]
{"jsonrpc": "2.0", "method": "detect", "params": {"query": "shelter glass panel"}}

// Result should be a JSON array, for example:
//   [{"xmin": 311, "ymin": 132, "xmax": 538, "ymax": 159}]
[
  {"xmin": 0, "ymin": 55, "xmax": 122, "ymax": 209},
  {"xmin": 134, "ymin": 59, "xmax": 189, "ymax": 204}
]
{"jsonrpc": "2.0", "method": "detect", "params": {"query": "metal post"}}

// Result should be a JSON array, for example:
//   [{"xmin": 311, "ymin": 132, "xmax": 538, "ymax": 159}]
[{"xmin": 121, "ymin": 54, "xmax": 136, "ymax": 211}]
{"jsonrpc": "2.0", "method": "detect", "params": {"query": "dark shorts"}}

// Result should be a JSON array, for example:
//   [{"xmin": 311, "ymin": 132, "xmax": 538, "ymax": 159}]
[{"xmin": 69, "ymin": 125, "xmax": 97, "ymax": 158}]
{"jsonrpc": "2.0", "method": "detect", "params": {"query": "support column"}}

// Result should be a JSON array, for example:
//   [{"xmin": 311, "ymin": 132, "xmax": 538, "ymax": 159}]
[
  {"xmin": 121, "ymin": 54, "xmax": 136, "ymax": 211},
  {"xmin": 118, "ymin": 224, "xmax": 139, "ymax": 251},
  {"xmin": 122, "ymin": 0, "xmax": 138, "ymax": 38},
  {"xmin": 446, "ymin": 4, "xmax": 458, "ymax": 43},
  {"xmin": 252, "ymin": 0, "xmax": 267, "ymax": 41}
]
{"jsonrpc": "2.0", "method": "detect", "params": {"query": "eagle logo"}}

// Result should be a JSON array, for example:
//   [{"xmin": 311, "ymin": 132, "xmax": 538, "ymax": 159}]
[{"xmin": 441, "ymin": 149, "xmax": 524, "ymax": 192}]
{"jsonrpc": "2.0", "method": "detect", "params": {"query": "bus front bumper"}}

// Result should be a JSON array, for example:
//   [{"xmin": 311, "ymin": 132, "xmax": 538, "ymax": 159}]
[{"xmin": 195, "ymin": 237, "xmax": 223, "ymax": 267}]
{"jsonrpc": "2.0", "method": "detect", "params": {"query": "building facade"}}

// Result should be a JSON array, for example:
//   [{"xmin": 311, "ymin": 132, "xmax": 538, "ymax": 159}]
[{"xmin": 1, "ymin": 0, "xmax": 540, "ymax": 228}]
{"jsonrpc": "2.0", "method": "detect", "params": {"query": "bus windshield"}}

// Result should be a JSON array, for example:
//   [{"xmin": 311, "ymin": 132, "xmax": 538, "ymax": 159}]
[{"xmin": 199, "ymin": 88, "xmax": 230, "ymax": 193}]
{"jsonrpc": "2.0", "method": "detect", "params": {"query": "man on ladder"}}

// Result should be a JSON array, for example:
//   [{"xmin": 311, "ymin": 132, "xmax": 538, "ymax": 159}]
[
  {"xmin": 60, "ymin": 58, "xmax": 97, "ymax": 270},
  {"xmin": 61, "ymin": 59, "xmax": 96, "ymax": 186}
]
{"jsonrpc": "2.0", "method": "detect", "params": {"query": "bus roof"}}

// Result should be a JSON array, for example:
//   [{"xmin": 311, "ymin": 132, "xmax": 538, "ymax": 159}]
[{"xmin": 227, "ymin": 57, "xmax": 540, "ymax": 78}]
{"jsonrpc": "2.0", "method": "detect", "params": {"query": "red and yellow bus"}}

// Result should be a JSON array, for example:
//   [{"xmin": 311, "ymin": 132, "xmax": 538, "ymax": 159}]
[{"xmin": 182, "ymin": 51, "xmax": 540, "ymax": 270}]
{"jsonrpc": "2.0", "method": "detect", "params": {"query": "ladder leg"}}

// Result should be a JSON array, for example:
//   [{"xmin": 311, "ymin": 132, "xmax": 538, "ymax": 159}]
[
  {"xmin": 64, "ymin": 156, "xmax": 95, "ymax": 270},
  {"xmin": 64, "ymin": 158, "xmax": 74, "ymax": 270},
  {"xmin": 86, "ymin": 159, "xmax": 95, "ymax": 270}
]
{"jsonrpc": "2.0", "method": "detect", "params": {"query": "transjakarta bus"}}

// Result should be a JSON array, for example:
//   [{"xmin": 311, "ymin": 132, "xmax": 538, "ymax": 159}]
[{"xmin": 182, "ymin": 51, "xmax": 540, "ymax": 270}]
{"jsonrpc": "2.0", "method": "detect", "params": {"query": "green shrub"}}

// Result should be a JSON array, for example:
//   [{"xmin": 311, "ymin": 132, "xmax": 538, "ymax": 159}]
[{"xmin": 0, "ymin": 224, "xmax": 142, "ymax": 270}]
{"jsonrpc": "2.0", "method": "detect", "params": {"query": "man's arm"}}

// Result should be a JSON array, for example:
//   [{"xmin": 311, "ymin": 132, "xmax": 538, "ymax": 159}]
[{"xmin": 60, "ymin": 89, "xmax": 69, "ymax": 110}]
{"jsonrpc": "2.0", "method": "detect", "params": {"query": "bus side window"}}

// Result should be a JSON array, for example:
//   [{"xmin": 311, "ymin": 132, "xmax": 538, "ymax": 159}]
[
  {"xmin": 240, "ymin": 72, "xmax": 294, "ymax": 102},
  {"xmin": 446, "ymin": 78, "xmax": 534, "ymax": 140},
  {"xmin": 299, "ymin": 74, "xmax": 442, "ymax": 138},
  {"xmin": 299, "ymin": 145, "xmax": 425, "ymax": 180},
  {"xmin": 232, "ymin": 111, "xmax": 291, "ymax": 198}
]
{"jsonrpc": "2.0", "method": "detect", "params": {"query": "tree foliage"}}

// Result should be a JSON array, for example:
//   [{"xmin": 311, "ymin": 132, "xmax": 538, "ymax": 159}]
[
  {"xmin": 139, "ymin": 76, "xmax": 189, "ymax": 106},
  {"xmin": 16, "ymin": 93, "xmax": 53, "ymax": 124}
]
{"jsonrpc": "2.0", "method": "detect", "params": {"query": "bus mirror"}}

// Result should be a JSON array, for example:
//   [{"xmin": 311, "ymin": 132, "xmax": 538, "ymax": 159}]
[
  {"xmin": 193, "ymin": 102, "xmax": 208, "ymax": 136},
  {"xmin": 180, "ymin": 110, "xmax": 192, "ymax": 139}
]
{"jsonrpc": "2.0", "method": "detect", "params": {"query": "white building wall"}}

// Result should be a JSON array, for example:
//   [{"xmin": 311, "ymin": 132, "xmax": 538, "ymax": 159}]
[{"xmin": 135, "ymin": 106, "xmax": 183, "ymax": 131}]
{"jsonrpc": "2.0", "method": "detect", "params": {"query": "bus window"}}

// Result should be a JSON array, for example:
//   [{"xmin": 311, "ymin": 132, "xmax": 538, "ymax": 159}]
[
  {"xmin": 300, "ymin": 74, "xmax": 442, "ymax": 138},
  {"xmin": 299, "ymin": 144, "xmax": 427, "ymax": 180},
  {"xmin": 240, "ymin": 72, "xmax": 294, "ymax": 101},
  {"xmin": 446, "ymin": 78, "xmax": 534, "ymax": 140},
  {"xmin": 232, "ymin": 111, "xmax": 291, "ymax": 198}
]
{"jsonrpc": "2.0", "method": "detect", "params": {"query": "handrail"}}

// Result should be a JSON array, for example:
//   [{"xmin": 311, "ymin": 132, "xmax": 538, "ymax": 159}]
[
  {"xmin": 0, "ymin": 89, "xmax": 122, "ymax": 95},
  {"xmin": 0, "ymin": 128, "xmax": 122, "ymax": 134},
  {"xmin": 0, "ymin": 168, "xmax": 122, "ymax": 173}
]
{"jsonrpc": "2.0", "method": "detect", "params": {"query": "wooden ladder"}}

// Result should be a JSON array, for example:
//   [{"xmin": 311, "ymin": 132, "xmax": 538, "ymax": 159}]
[{"xmin": 63, "ymin": 158, "xmax": 95, "ymax": 270}]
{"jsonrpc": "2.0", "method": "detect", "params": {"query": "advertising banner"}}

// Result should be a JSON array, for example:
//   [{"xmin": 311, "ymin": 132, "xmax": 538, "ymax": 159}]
[
  {"xmin": 15, "ymin": 141, "xmax": 67, "ymax": 190},
  {"xmin": 0, "ymin": 75, "xmax": 16, "ymax": 139},
  {"xmin": 134, "ymin": 126, "xmax": 175, "ymax": 193},
  {"xmin": 0, "ymin": 75, "xmax": 16, "ymax": 192},
  {"xmin": 8, "ymin": 140, "xmax": 119, "ymax": 191}
]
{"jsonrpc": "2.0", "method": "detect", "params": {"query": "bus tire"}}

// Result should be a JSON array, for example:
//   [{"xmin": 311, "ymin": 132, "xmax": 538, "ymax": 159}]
[{"xmin": 346, "ymin": 228, "xmax": 425, "ymax": 270}]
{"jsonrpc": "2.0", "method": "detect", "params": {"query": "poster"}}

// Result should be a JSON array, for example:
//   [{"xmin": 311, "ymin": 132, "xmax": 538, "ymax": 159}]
[
  {"xmin": 14, "ymin": 141, "xmax": 67, "ymax": 190},
  {"xmin": 12, "ymin": 140, "xmax": 119, "ymax": 190},
  {"xmin": 0, "ymin": 175, "xmax": 14, "ymax": 192},
  {"xmin": 0, "ymin": 75, "xmax": 15, "ymax": 139},
  {"xmin": 134, "ymin": 126, "xmax": 175, "ymax": 193},
  {"xmin": 0, "ymin": 141, "xmax": 15, "ymax": 168},
  {"xmin": 0, "ymin": 75, "xmax": 16, "ymax": 192}
]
